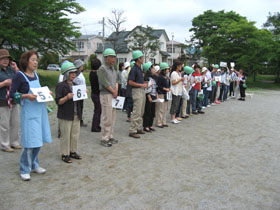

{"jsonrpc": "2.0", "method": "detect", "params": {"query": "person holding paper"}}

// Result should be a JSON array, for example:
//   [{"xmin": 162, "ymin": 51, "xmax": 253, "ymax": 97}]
[
  {"xmin": 74, "ymin": 59, "xmax": 87, "ymax": 127},
  {"xmin": 190, "ymin": 64, "xmax": 204, "ymax": 114},
  {"xmin": 10, "ymin": 51, "xmax": 52, "ymax": 181},
  {"xmin": 55, "ymin": 62, "xmax": 82, "ymax": 163},
  {"xmin": 155, "ymin": 62, "xmax": 170, "ymax": 127},
  {"xmin": 97, "ymin": 48, "xmax": 119, "ymax": 147},
  {"xmin": 0, "ymin": 49, "xmax": 21, "ymax": 153},
  {"xmin": 142, "ymin": 63, "xmax": 158, "ymax": 132},
  {"xmin": 210, "ymin": 64, "xmax": 219, "ymax": 105}
]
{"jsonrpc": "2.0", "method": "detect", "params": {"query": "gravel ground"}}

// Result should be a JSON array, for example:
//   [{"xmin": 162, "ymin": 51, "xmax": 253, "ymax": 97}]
[{"xmin": 0, "ymin": 90, "xmax": 280, "ymax": 210}]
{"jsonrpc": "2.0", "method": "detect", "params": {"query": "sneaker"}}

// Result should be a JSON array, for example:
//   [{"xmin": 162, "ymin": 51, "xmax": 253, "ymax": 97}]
[
  {"xmin": 202, "ymin": 106, "xmax": 206, "ymax": 109},
  {"xmin": 207, "ymin": 105, "xmax": 211, "ymax": 107},
  {"xmin": 171, "ymin": 120, "xmax": 179, "ymax": 124},
  {"xmin": 109, "ymin": 138, "xmax": 118, "ymax": 144},
  {"xmin": 215, "ymin": 101, "xmax": 221, "ymax": 104},
  {"xmin": 100, "ymin": 140, "xmax": 112, "ymax": 147},
  {"xmin": 2, "ymin": 148, "xmax": 14, "ymax": 152},
  {"xmin": 192, "ymin": 111, "xmax": 198, "ymax": 115},
  {"xmin": 32, "ymin": 167, "xmax": 46, "ymax": 174},
  {"xmin": 20, "ymin": 173, "xmax": 30, "ymax": 181},
  {"xmin": 198, "ymin": 111, "xmax": 205, "ymax": 114},
  {"xmin": 11, "ymin": 145, "xmax": 22, "ymax": 149}
]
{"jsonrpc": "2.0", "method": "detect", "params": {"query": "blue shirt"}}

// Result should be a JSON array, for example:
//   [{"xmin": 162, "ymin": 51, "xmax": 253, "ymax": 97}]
[{"xmin": 128, "ymin": 64, "xmax": 144, "ymax": 88}]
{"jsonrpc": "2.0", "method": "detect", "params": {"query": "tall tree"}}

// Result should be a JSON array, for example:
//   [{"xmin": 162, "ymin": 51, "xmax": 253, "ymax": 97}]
[
  {"xmin": 0, "ymin": 0, "xmax": 84, "ymax": 61},
  {"xmin": 106, "ymin": 9, "xmax": 126, "ymax": 53},
  {"xmin": 127, "ymin": 25, "xmax": 160, "ymax": 62},
  {"xmin": 264, "ymin": 12, "xmax": 280, "ymax": 82}
]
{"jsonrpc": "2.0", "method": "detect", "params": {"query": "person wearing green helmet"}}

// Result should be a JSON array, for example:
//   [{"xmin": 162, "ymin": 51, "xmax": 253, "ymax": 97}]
[
  {"xmin": 128, "ymin": 50, "xmax": 148, "ymax": 138},
  {"xmin": 210, "ymin": 64, "xmax": 220, "ymax": 105},
  {"xmin": 155, "ymin": 62, "xmax": 170, "ymax": 127},
  {"xmin": 97, "ymin": 48, "xmax": 119, "ymax": 147},
  {"xmin": 56, "ymin": 61, "xmax": 83, "ymax": 163},
  {"xmin": 238, "ymin": 69, "xmax": 246, "ymax": 101}
]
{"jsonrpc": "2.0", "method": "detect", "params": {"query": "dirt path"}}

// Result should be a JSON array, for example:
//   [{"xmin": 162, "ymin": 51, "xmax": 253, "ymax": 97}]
[{"xmin": 1, "ymin": 90, "xmax": 280, "ymax": 210}]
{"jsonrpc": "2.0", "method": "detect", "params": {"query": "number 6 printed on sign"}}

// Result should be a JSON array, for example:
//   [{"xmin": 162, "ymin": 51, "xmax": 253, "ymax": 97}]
[{"xmin": 72, "ymin": 85, "xmax": 88, "ymax": 101}]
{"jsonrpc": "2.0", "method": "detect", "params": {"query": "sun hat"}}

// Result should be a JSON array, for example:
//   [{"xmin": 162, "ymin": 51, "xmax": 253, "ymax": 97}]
[
  {"xmin": 202, "ymin": 67, "xmax": 208, "ymax": 73},
  {"xmin": 124, "ymin": 61, "xmax": 130, "ymax": 69},
  {"xmin": 0, "ymin": 49, "xmax": 12, "ymax": 60},
  {"xmin": 74, "ymin": 59, "xmax": 84, "ymax": 69}
]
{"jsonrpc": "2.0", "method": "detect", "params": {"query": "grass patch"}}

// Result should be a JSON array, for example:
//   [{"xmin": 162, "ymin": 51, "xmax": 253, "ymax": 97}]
[{"xmin": 246, "ymin": 74, "xmax": 280, "ymax": 90}]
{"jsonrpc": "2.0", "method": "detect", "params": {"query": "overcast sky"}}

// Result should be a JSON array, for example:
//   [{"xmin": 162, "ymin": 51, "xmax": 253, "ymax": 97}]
[{"xmin": 70, "ymin": 0, "xmax": 280, "ymax": 43}]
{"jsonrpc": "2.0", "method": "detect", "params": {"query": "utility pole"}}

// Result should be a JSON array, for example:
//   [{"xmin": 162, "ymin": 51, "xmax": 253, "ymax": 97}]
[
  {"xmin": 102, "ymin": 17, "xmax": 105, "ymax": 52},
  {"xmin": 171, "ymin": 33, "xmax": 174, "ymax": 65}
]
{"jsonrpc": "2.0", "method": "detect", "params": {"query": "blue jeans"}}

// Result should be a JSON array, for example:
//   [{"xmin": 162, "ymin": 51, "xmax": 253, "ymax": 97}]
[
  {"xmin": 191, "ymin": 89, "xmax": 202, "ymax": 112},
  {"xmin": 20, "ymin": 147, "xmax": 41, "ymax": 174},
  {"xmin": 202, "ymin": 88, "xmax": 209, "ymax": 107},
  {"xmin": 223, "ymin": 85, "xmax": 229, "ymax": 100}
]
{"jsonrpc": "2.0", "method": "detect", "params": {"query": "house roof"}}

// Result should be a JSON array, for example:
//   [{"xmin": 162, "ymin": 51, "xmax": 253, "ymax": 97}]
[
  {"xmin": 72, "ymin": 34, "xmax": 99, "ymax": 41},
  {"xmin": 95, "ymin": 26, "xmax": 169, "ymax": 54},
  {"xmin": 166, "ymin": 40, "xmax": 183, "ymax": 45}
]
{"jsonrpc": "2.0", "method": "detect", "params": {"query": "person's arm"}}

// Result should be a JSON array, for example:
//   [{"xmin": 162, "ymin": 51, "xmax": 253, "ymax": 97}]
[
  {"xmin": 128, "ymin": 80, "xmax": 147, "ymax": 88},
  {"xmin": 0, "ymin": 79, "xmax": 11, "ymax": 88}
]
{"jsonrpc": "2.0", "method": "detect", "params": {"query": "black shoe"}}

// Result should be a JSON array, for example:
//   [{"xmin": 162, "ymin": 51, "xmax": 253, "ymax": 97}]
[
  {"xmin": 91, "ymin": 128, "xmax": 101, "ymax": 132},
  {"xmin": 149, "ymin": 127, "xmax": 156, "ymax": 131},
  {"xmin": 163, "ymin": 124, "xmax": 169, "ymax": 127},
  {"xmin": 109, "ymin": 138, "xmax": 118, "ymax": 144},
  {"xmin": 70, "ymin": 152, "xmax": 82, "ymax": 160},
  {"xmin": 192, "ymin": 111, "xmax": 198, "ymax": 115},
  {"xmin": 198, "ymin": 111, "xmax": 205, "ymax": 114},
  {"xmin": 241, "ymin": 98, "xmax": 245, "ymax": 101},
  {"xmin": 156, "ymin": 125, "xmax": 164, "ymax": 128},
  {"xmin": 100, "ymin": 140, "xmax": 112, "ymax": 147},
  {"xmin": 238, "ymin": 98, "xmax": 242, "ymax": 101}
]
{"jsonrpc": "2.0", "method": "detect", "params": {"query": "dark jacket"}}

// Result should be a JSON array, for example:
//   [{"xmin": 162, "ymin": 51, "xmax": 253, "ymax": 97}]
[{"xmin": 55, "ymin": 81, "xmax": 82, "ymax": 121}]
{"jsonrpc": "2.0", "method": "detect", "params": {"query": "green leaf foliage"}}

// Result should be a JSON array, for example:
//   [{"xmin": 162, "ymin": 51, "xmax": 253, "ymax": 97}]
[{"xmin": 0, "ymin": 0, "xmax": 85, "ymax": 61}]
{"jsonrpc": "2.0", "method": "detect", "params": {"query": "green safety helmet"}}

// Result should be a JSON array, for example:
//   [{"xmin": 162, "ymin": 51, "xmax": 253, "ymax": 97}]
[
  {"xmin": 213, "ymin": 64, "xmax": 219, "ymax": 69},
  {"xmin": 184, "ymin": 66, "xmax": 194, "ymax": 75},
  {"xmin": 61, "ymin": 62, "xmax": 77, "ymax": 75},
  {"xmin": 130, "ymin": 61, "xmax": 135, "ymax": 67},
  {"xmin": 103, "ymin": 48, "xmax": 116, "ymax": 57},
  {"xmin": 160, "ymin": 62, "xmax": 169, "ymax": 70},
  {"xmin": 132, "ymin": 50, "xmax": 144, "ymax": 60},
  {"xmin": 242, "ymin": 83, "xmax": 247, "ymax": 88},
  {"xmin": 212, "ymin": 81, "xmax": 217, "ymax": 86},
  {"xmin": 143, "ymin": 62, "xmax": 152, "ymax": 72}
]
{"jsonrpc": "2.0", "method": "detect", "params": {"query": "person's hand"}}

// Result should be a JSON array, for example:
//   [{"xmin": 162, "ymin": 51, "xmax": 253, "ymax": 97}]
[
  {"xmin": 28, "ymin": 94, "xmax": 37, "ymax": 101},
  {"xmin": 10, "ymin": 61, "xmax": 19, "ymax": 71},
  {"xmin": 142, "ymin": 82, "xmax": 148, "ymax": 88},
  {"xmin": 113, "ymin": 89, "xmax": 118, "ymax": 99},
  {"xmin": 5, "ymin": 79, "xmax": 12, "ymax": 86},
  {"xmin": 67, "ymin": 93, "xmax": 74, "ymax": 100},
  {"xmin": 181, "ymin": 77, "xmax": 185, "ymax": 82},
  {"xmin": 50, "ymin": 91, "xmax": 53, "ymax": 95}
]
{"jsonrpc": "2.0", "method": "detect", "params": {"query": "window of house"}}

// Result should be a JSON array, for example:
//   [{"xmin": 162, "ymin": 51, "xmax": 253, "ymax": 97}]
[
  {"xmin": 160, "ymin": 42, "xmax": 165, "ymax": 51},
  {"xmin": 76, "ymin": 41, "xmax": 84, "ymax": 50},
  {"xmin": 167, "ymin": 47, "xmax": 175, "ymax": 53},
  {"xmin": 97, "ymin": 43, "xmax": 103, "ymax": 50},
  {"xmin": 150, "ymin": 58, "xmax": 156, "ymax": 64}
]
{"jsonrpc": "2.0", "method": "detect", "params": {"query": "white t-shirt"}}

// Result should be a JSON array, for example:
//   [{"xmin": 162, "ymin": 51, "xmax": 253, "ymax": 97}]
[
  {"xmin": 73, "ymin": 72, "xmax": 86, "ymax": 85},
  {"xmin": 206, "ymin": 70, "xmax": 212, "ymax": 91},
  {"xmin": 170, "ymin": 71, "xmax": 183, "ymax": 96}
]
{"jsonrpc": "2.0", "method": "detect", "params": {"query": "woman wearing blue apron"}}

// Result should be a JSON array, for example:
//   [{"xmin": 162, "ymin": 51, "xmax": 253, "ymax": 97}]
[{"xmin": 10, "ymin": 51, "xmax": 52, "ymax": 181}]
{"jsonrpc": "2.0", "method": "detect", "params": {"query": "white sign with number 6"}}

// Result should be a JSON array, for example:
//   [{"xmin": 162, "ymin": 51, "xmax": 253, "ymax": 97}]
[
  {"xmin": 72, "ymin": 85, "xmax": 88, "ymax": 101},
  {"xmin": 30, "ymin": 86, "xmax": 54, "ymax": 102},
  {"xmin": 112, "ymin": 96, "xmax": 125, "ymax": 109}
]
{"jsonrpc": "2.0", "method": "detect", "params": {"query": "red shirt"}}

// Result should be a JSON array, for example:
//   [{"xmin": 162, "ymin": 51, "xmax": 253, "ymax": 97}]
[{"xmin": 192, "ymin": 72, "xmax": 201, "ymax": 90}]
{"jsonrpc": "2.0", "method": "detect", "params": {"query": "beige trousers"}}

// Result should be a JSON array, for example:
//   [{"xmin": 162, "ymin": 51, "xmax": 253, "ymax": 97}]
[
  {"xmin": 100, "ymin": 94, "xmax": 116, "ymax": 141},
  {"xmin": 129, "ymin": 88, "xmax": 146, "ymax": 133},
  {"xmin": 60, "ymin": 115, "xmax": 80, "ymax": 155},
  {"xmin": 180, "ymin": 99, "xmax": 187, "ymax": 117},
  {"xmin": 0, "ymin": 104, "xmax": 20, "ymax": 149},
  {"xmin": 155, "ymin": 94, "xmax": 165, "ymax": 126}
]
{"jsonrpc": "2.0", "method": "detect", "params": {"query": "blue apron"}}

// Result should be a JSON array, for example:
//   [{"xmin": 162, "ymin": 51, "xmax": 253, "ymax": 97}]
[{"xmin": 19, "ymin": 71, "xmax": 52, "ymax": 148}]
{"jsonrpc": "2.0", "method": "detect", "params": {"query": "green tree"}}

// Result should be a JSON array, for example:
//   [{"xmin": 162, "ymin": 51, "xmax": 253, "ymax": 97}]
[
  {"xmin": 87, "ymin": 53, "xmax": 97, "ymax": 70},
  {"xmin": 127, "ymin": 25, "xmax": 160, "ymax": 62},
  {"xmin": 264, "ymin": 12, "xmax": 280, "ymax": 82},
  {"xmin": 0, "ymin": 0, "xmax": 85, "ymax": 61}
]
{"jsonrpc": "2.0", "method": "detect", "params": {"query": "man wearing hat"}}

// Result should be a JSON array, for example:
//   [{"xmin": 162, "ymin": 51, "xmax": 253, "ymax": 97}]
[
  {"xmin": 97, "ymin": 48, "xmax": 119, "ymax": 147},
  {"xmin": 0, "ymin": 49, "xmax": 21, "ymax": 152},
  {"xmin": 128, "ymin": 50, "xmax": 148, "ymax": 138},
  {"xmin": 73, "ymin": 59, "xmax": 87, "ymax": 127}
]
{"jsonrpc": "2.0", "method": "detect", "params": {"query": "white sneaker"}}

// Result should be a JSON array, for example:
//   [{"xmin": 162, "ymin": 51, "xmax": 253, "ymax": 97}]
[
  {"xmin": 202, "ymin": 106, "xmax": 206, "ymax": 109},
  {"xmin": 171, "ymin": 120, "xmax": 179, "ymax": 124},
  {"xmin": 207, "ymin": 105, "xmax": 211, "ymax": 107},
  {"xmin": 32, "ymin": 167, "xmax": 46, "ymax": 174},
  {"xmin": 20, "ymin": 173, "xmax": 30, "ymax": 181}
]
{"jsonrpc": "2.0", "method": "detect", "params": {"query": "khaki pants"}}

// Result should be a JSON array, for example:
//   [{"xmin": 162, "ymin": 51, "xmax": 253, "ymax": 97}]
[
  {"xmin": 60, "ymin": 115, "xmax": 80, "ymax": 155},
  {"xmin": 129, "ymin": 88, "xmax": 146, "ymax": 133},
  {"xmin": 180, "ymin": 99, "xmax": 187, "ymax": 117},
  {"xmin": 163, "ymin": 101, "xmax": 168, "ymax": 125},
  {"xmin": 0, "ymin": 104, "xmax": 20, "ymax": 150},
  {"xmin": 100, "ymin": 94, "xmax": 116, "ymax": 141},
  {"xmin": 155, "ymin": 94, "xmax": 165, "ymax": 126}
]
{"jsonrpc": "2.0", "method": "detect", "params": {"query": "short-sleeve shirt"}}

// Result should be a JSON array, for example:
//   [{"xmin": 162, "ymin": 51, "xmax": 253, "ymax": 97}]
[
  {"xmin": 128, "ymin": 64, "xmax": 144, "ymax": 88},
  {"xmin": 170, "ymin": 71, "xmax": 183, "ymax": 96},
  {"xmin": 192, "ymin": 72, "xmax": 201, "ymax": 90}
]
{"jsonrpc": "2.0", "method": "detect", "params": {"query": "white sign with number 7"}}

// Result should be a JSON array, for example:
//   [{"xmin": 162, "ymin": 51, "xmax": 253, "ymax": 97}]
[
  {"xmin": 72, "ymin": 85, "xmax": 88, "ymax": 101},
  {"xmin": 30, "ymin": 86, "xmax": 54, "ymax": 102},
  {"xmin": 112, "ymin": 96, "xmax": 125, "ymax": 109}
]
